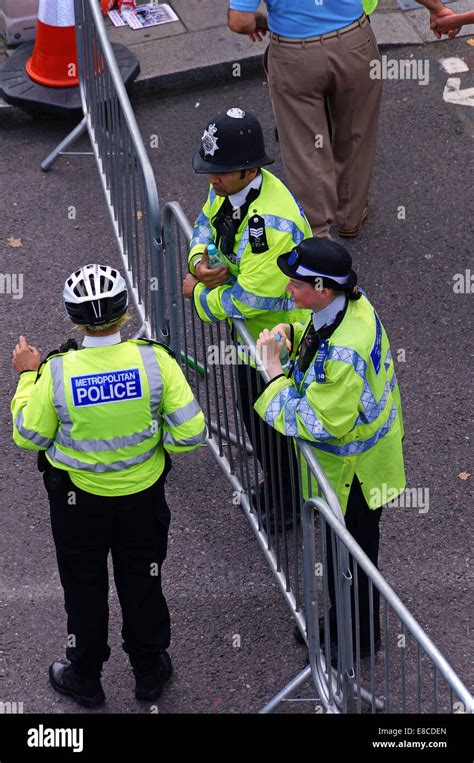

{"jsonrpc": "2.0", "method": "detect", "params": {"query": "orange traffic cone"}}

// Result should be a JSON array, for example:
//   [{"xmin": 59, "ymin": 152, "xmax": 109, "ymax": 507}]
[
  {"xmin": 25, "ymin": 0, "xmax": 79, "ymax": 88},
  {"xmin": 0, "ymin": 0, "xmax": 139, "ymax": 115}
]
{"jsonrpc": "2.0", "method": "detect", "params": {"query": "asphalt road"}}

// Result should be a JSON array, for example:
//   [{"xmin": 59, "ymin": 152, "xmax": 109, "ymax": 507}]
[{"xmin": 0, "ymin": 38, "xmax": 472, "ymax": 716}]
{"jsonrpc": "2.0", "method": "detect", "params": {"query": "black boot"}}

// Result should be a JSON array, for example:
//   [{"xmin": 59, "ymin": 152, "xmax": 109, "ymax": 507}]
[
  {"xmin": 49, "ymin": 660, "xmax": 105, "ymax": 708},
  {"xmin": 251, "ymin": 482, "xmax": 297, "ymax": 533},
  {"xmin": 134, "ymin": 651, "xmax": 173, "ymax": 701}
]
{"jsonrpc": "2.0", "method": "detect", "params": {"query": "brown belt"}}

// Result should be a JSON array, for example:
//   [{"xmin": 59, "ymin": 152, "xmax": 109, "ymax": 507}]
[{"xmin": 269, "ymin": 14, "xmax": 368, "ymax": 45}]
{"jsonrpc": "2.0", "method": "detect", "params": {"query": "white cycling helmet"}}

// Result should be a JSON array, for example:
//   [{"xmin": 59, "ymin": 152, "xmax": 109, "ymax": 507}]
[{"xmin": 63, "ymin": 264, "xmax": 128, "ymax": 326}]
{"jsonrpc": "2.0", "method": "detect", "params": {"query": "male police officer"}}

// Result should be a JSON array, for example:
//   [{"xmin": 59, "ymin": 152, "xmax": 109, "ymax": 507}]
[
  {"xmin": 11, "ymin": 264, "xmax": 206, "ymax": 707},
  {"xmin": 183, "ymin": 108, "xmax": 312, "ymax": 531},
  {"xmin": 254, "ymin": 238, "xmax": 406, "ymax": 655}
]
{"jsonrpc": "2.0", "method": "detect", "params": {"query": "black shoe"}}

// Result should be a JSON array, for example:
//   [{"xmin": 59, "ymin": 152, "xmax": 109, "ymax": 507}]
[
  {"xmin": 357, "ymin": 638, "xmax": 382, "ymax": 660},
  {"xmin": 251, "ymin": 483, "xmax": 293, "ymax": 532},
  {"xmin": 49, "ymin": 660, "xmax": 105, "ymax": 708},
  {"xmin": 261, "ymin": 510, "xmax": 295, "ymax": 534},
  {"xmin": 250, "ymin": 482, "xmax": 272, "ymax": 512},
  {"xmin": 134, "ymin": 651, "xmax": 173, "ymax": 701},
  {"xmin": 321, "ymin": 639, "xmax": 340, "ymax": 669}
]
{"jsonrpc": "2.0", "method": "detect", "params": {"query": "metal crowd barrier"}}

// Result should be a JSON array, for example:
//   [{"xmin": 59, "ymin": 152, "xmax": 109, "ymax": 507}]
[
  {"xmin": 41, "ymin": 0, "xmax": 167, "ymax": 342},
  {"xmin": 263, "ymin": 495, "xmax": 474, "ymax": 715},
  {"xmin": 162, "ymin": 200, "xmax": 474, "ymax": 715},
  {"xmin": 50, "ymin": 8, "xmax": 472, "ymax": 713}
]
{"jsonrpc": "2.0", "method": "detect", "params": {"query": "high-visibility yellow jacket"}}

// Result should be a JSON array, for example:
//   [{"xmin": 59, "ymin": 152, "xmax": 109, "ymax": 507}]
[
  {"xmin": 189, "ymin": 168, "xmax": 311, "ymax": 340},
  {"xmin": 11, "ymin": 339, "xmax": 206, "ymax": 497},
  {"xmin": 363, "ymin": 0, "xmax": 378, "ymax": 15},
  {"xmin": 254, "ymin": 294, "xmax": 405, "ymax": 513}
]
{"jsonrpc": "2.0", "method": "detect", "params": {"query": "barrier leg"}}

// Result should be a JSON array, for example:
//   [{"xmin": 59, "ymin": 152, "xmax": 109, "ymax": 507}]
[
  {"xmin": 259, "ymin": 666, "xmax": 313, "ymax": 714},
  {"xmin": 41, "ymin": 117, "xmax": 88, "ymax": 172}
]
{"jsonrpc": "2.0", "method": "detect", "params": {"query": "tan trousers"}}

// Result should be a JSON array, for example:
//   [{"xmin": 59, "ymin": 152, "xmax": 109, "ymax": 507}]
[{"xmin": 266, "ymin": 17, "xmax": 382, "ymax": 236}]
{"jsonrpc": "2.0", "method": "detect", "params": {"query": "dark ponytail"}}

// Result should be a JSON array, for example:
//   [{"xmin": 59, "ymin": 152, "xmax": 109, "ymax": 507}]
[
  {"xmin": 335, "ymin": 285, "xmax": 361, "ymax": 301},
  {"xmin": 346, "ymin": 285, "xmax": 361, "ymax": 300}
]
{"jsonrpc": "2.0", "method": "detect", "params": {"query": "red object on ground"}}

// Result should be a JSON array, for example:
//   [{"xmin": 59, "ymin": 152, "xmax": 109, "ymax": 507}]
[{"xmin": 100, "ymin": 0, "xmax": 115, "ymax": 16}]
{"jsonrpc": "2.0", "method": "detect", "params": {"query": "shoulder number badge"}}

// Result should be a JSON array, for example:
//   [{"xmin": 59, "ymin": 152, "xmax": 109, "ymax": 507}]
[{"xmin": 248, "ymin": 215, "xmax": 269, "ymax": 253}]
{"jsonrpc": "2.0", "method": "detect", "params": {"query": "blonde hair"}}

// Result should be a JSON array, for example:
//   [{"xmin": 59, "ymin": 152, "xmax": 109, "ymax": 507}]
[{"xmin": 74, "ymin": 312, "xmax": 130, "ymax": 333}]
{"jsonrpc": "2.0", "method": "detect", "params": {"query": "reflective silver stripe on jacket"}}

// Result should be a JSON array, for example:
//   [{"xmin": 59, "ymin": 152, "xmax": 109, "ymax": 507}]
[
  {"xmin": 46, "ymin": 444, "xmax": 158, "ymax": 471},
  {"xmin": 56, "ymin": 425, "xmax": 160, "ymax": 453},
  {"xmin": 164, "ymin": 398, "xmax": 201, "ymax": 427},
  {"xmin": 14, "ymin": 409, "xmax": 54, "ymax": 448},
  {"xmin": 50, "ymin": 356, "xmax": 72, "ymax": 436},
  {"xmin": 49, "ymin": 344, "xmax": 164, "ymax": 455},
  {"xmin": 162, "ymin": 427, "xmax": 207, "ymax": 448},
  {"xmin": 138, "ymin": 344, "xmax": 163, "ymax": 418}
]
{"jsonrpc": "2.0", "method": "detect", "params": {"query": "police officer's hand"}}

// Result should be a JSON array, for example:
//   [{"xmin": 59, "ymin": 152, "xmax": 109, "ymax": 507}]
[
  {"xmin": 195, "ymin": 251, "xmax": 229, "ymax": 289},
  {"xmin": 270, "ymin": 323, "xmax": 292, "ymax": 348},
  {"xmin": 12, "ymin": 335, "xmax": 41, "ymax": 373},
  {"xmin": 182, "ymin": 273, "xmax": 199, "ymax": 300},
  {"xmin": 256, "ymin": 329, "xmax": 285, "ymax": 378}
]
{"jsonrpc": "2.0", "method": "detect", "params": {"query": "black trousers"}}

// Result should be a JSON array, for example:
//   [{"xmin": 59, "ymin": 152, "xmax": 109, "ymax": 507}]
[
  {"xmin": 325, "ymin": 476, "xmax": 382, "ymax": 652},
  {"xmin": 237, "ymin": 362, "xmax": 299, "ymax": 512},
  {"xmin": 44, "ymin": 463, "xmax": 171, "ymax": 679}
]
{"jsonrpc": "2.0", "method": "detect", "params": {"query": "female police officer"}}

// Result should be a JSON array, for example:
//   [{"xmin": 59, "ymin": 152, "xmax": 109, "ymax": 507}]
[
  {"xmin": 253, "ymin": 238, "xmax": 406, "ymax": 657},
  {"xmin": 11, "ymin": 264, "xmax": 206, "ymax": 707}
]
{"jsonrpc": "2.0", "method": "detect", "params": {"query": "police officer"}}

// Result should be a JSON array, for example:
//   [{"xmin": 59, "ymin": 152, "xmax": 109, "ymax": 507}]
[
  {"xmin": 182, "ymin": 107, "xmax": 312, "ymax": 531},
  {"xmin": 11, "ymin": 264, "xmax": 206, "ymax": 707},
  {"xmin": 254, "ymin": 238, "xmax": 406, "ymax": 655}
]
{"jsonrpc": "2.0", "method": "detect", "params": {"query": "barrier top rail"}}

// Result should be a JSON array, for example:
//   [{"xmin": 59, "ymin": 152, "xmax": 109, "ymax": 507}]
[
  {"xmin": 75, "ymin": 0, "xmax": 160, "ymax": 227},
  {"xmin": 73, "ymin": 0, "xmax": 166, "ymax": 341}
]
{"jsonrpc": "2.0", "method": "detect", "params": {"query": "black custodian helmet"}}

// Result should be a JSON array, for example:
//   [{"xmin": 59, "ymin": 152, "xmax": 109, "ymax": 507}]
[
  {"xmin": 193, "ymin": 108, "xmax": 274, "ymax": 174},
  {"xmin": 278, "ymin": 238, "xmax": 358, "ymax": 293}
]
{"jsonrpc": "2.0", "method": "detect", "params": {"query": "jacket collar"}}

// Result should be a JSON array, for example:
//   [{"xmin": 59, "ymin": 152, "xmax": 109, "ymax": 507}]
[
  {"xmin": 82, "ymin": 331, "xmax": 122, "ymax": 348},
  {"xmin": 228, "ymin": 172, "xmax": 262, "ymax": 209}
]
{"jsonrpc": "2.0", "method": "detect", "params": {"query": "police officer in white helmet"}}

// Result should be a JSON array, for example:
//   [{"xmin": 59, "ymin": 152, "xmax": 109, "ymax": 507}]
[{"xmin": 11, "ymin": 264, "xmax": 206, "ymax": 708}]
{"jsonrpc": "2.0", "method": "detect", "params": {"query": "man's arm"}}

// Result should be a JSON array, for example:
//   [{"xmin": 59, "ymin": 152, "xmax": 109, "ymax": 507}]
[
  {"xmin": 416, "ymin": 0, "xmax": 445, "ymax": 8},
  {"xmin": 228, "ymin": 8, "xmax": 268, "ymax": 41},
  {"xmin": 190, "ymin": 220, "xmax": 306, "ymax": 324},
  {"xmin": 415, "ymin": 0, "xmax": 462, "ymax": 37},
  {"xmin": 188, "ymin": 190, "xmax": 215, "ymax": 275},
  {"xmin": 431, "ymin": 10, "xmax": 474, "ymax": 33},
  {"xmin": 11, "ymin": 362, "xmax": 58, "ymax": 451}
]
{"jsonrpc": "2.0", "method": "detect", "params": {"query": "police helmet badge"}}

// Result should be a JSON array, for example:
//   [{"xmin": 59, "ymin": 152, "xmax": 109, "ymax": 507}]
[
  {"xmin": 226, "ymin": 108, "xmax": 246, "ymax": 119},
  {"xmin": 248, "ymin": 214, "xmax": 269, "ymax": 254},
  {"xmin": 201, "ymin": 123, "xmax": 218, "ymax": 157}
]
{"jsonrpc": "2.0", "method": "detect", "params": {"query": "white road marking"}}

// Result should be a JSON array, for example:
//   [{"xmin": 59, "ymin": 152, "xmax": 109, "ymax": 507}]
[
  {"xmin": 439, "ymin": 57, "xmax": 469, "ymax": 75},
  {"xmin": 443, "ymin": 77, "xmax": 474, "ymax": 107}
]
